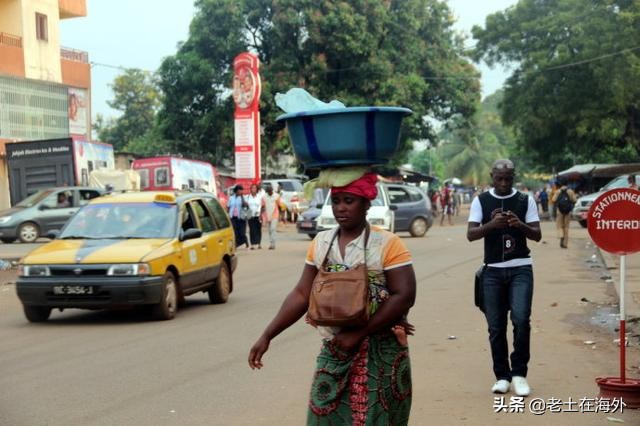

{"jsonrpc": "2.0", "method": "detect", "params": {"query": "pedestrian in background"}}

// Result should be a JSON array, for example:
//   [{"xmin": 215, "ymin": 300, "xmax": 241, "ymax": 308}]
[
  {"xmin": 228, "ymin": 184, "xmax": 249, "ymax": 249},
  {"xmin": 548, "ymin": 182, "xmax": 559, "ymax": 221},
  {"xmin": 467, "ymin": 159, "xmax": 541, "ymax": 397},
  {"xmin": 551, "ymin": 183, "xmax": 577, "ymax": 249},
  {"xmin": 249, "ymin": 172, "xmax": 416, "ymax": 425},
  {"xmin": 440, "ymin": 185, "xmax": 453, "ymax": 226},
  {"xmin": 247, "ymin": 183, "xmax": 264, "ymax": 250},
  {"xmin": 262, "ymin": 184, "xmax": 280, "ymax": 250},
  {"xmin": 276, "ymin": 184, "xmax": 289, "ymax": 225},
  {"xmin": 629, "ymin": 174, "xmax": 638, "ymax": 190},
  {"xmin": 455, "ymin": 189, "xmax": 463, "ymax": 215},
  {"xmin": 538, "ymin": 186, "xmax": 549, "ymax": 219},
  {"xmin": 429, "ymin": 189, "xmax": 439, "ymax": 218},
  {"xmin": 451, "ymin": 188, "xmax": 460, "ymax": 216}
]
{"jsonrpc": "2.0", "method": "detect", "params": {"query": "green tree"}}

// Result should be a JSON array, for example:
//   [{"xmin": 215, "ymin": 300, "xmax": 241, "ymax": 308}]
[
  {"xmin": 123, "ymin": 127, "xmax": 171, "ymax": 157},
  {"xmin": 409, "ymin": 147, "xmax": 445, "ymax": 180},
  {"xmin": 431, "ymin": 90, "xmax": 515, "ymax": 186},
  {"xmin": 472, "ymin": 0, "xmax": 640, "ymax": 169},
  {"xmin": 156, "ymin": 0, "xmax": 481, "ymax": 169},
  {"xmin": 96, "ymin": 69, "xmax": 161, "ymax": 151},
  {"xmin": 437, "ymin": 124, "xmax": 506, "ymax": 186}
]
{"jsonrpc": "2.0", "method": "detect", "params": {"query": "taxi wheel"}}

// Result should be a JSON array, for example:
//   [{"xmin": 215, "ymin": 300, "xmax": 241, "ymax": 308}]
[
  {"xmin": 409, "ymin": 218, "xmax": 428, "ymax": 237},
  {"xmin": 209, "ymin": 261, "xmax": 230, "ymax": 304},
  {"xmin": 579, "ymin": 220, "xmax": 587, "ymax": 228},
  {"xmin": 152, "ymin": 271, "xmax": 177, "ymax": 320},
  {"xmin": 23, "ymin": 305, "xmax": 51, "ymax": 322},
  {"xmin": 18, "ymin": 222, "xmax": 39, "ymax": 243}
]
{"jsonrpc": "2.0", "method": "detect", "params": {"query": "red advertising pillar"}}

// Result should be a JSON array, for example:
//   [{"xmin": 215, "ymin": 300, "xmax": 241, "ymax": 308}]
[{"xmin": 232, "ymin": 52, "xmax": 261, "ymax": 191}]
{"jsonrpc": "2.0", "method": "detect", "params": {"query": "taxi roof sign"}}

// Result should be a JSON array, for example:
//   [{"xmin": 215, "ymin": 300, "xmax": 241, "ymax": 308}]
[{"xmin": 154, "ymin": 194, "xmax": 177, "ymax": 204}]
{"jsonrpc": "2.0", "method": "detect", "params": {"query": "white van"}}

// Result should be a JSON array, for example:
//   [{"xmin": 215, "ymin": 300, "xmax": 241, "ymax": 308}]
[{"xmin": 315, "ymin": 183, "xmax": 395, "ymax": 232}]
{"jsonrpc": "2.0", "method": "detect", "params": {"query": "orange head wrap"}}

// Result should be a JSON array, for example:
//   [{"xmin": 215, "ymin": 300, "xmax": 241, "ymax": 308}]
[{"xmin": 330, "ymin": 172, "xmax": 378, "ymax": 200}]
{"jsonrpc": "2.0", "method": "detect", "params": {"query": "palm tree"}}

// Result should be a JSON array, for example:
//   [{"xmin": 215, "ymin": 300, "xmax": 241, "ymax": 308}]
[{"xmin": 437, "ymin": 127, "xmax": 505, "ymax": 186}]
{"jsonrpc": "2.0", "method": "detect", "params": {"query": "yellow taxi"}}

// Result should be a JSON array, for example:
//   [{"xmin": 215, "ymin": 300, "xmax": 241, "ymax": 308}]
[{"xmin": 16, "ymin": 191, "xmax": 237, "ymax": 322}]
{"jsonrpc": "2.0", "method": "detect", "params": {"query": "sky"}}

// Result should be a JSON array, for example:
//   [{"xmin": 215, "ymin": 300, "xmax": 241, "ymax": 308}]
[{"xmin": 59, "ymin": 0, "xmax": 518, "ymax": 122}]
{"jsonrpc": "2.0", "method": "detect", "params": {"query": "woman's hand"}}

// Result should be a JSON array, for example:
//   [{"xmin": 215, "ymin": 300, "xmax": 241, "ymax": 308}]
[
  {"xmin": 248, "ymin": 335, "xmax": 270, "ymax": 370},
  {"xmin": 331, "ymin": 329, "xmax": 366, "ymax": 354}
]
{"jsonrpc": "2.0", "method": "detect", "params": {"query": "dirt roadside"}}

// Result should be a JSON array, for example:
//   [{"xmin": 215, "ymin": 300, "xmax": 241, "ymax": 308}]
[{"xmin": 408, "ymin": 219, "xmax": 640, "ymax": 425}]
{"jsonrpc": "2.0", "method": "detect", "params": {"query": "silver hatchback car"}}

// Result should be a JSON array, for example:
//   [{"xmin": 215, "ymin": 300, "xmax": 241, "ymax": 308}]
[
  {"xmin": 0, "ymin": 187, "xmax": 103, "ymax": 243},
  {"xmin": 384, "ymin": 183, "xmax": 433, "ymax": 237}
]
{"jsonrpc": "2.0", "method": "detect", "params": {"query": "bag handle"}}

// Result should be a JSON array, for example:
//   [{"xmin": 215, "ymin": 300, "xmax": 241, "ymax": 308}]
[{"xmin": 321, "ymin": 224, "xmax": 370, "ymax": 270}]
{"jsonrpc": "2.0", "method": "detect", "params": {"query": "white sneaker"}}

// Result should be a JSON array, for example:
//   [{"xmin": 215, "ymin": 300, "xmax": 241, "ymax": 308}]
[
  {"xmin": 491, "ymin": 379, "xmax": 510, "ymax": 394},
  {"xmin": 512, "ymin": 376, "xmax": 531, "ymax": 396}
]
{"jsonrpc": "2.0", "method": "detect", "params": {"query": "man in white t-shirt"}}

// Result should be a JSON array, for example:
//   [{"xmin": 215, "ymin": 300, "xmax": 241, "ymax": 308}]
[
  {"xmin": 262, "ymin": 183, "xmax": 281, "ymax": 249},
  {"xmin": 467, "ymin": 159, "xmax": 542, "ymax": 397}
]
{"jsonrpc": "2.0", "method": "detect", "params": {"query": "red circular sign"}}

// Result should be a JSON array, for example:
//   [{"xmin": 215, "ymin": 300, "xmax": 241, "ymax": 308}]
[{"xmin": 587, "ymin": 188, "xmax": 640, "ymax": 254}]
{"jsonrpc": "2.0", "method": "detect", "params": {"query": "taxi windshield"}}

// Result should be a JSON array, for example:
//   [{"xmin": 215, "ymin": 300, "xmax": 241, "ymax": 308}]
[{"xmin": 60, "ymin": 202, "xmax": 177, "ymax": 239}]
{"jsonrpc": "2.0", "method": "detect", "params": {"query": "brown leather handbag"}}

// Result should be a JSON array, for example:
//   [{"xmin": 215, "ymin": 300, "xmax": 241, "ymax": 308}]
[{"xmin": 307, "ymin": 226, "xmax": 370, "ymax": 327}]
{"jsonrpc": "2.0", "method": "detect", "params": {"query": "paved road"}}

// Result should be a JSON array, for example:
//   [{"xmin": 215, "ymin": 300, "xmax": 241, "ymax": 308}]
[
  {"xmin": 0, "ymin": 220, "xmax": 638, "ymax": 425},
  {"xmin": 0, "ymin": 240, "xmax": 46, "ymax": 262}
]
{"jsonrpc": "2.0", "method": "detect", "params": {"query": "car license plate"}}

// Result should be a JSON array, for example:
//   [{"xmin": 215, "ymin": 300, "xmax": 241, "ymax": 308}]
[
  {"xmin": 53, "ymin": 285, "xmax": 94, "ymax": 295},
  {"xmin": 300, "ymin": 221, "xmax": 314, "ymax": 229}
]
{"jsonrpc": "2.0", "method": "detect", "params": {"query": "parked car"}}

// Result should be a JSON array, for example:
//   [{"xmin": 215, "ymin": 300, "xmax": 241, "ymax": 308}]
[
  {"xmin": 262, "ymin": 178, "xmax": 307, "ymax": 219},
  {"xmin": 16, "ymin": 191, "xmax": 237, "ymax": 322},
  {"xmin": 296, "ymin": 188, "xmax": 330, "ymax": 239},
  {"xmin": 384, "ymin": 183, "xmax": 433, "ymax": 237},
  {"xmin": 0, "ymin": 187, "xmax": 103, "ymax": 244},
  {"xmin": 316, "ymin": 183, "xmax": 395, "ymax": 232},
  {"xmin": 571, "ymin": 174, "xmax": 640, "ymax": 227}
]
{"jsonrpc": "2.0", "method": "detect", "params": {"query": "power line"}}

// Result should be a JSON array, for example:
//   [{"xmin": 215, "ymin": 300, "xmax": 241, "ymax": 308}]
[
  {"xmin": 543, "ymin": 45, "xmax": 640, "ymax": 71},
  {"xmin": 90, "ymin": 61, "xmax": 155, "ymax": 74},
  {"xmin": 87, "ymin": 42, "xmax": 640, "ymax": 84}
]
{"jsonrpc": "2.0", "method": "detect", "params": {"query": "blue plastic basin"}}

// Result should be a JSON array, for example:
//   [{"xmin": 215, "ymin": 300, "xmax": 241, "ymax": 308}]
[{"xmin": 276, "ymin": 106, "xmax": 412, "ymax": 168}]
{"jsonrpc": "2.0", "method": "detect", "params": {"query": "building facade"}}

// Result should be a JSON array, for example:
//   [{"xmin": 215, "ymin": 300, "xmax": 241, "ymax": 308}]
[{"xmin": 0, "ymin": 0, "xmax": 89, "ymax": 209}]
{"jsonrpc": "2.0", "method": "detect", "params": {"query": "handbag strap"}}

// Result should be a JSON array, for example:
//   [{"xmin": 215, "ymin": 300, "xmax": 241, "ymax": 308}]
[{"xmin": 321, "ymin": 224, "xmax": 370, "ymax": 270}]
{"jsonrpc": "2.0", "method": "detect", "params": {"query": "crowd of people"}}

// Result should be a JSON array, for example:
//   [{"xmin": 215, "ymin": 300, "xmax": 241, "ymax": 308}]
[
  {"xmin": 428, "ymin": 185, "xmax": 464, "ymax": 225},
  {"xmin": 227, "ymin": 182, "xmax": 288, "ymax": 251}
]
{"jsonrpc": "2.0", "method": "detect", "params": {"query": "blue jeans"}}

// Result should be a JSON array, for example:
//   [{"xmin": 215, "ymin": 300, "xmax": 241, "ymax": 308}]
[{"xmin": 482, "ymin": 265, "xmax": 533, "ymax": 381}]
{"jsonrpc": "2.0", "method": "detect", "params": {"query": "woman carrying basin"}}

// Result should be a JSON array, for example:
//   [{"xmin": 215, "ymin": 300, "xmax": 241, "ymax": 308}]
[{"xmin": 249, "ymin": 171, "xmax": 417, "ymax": 424}]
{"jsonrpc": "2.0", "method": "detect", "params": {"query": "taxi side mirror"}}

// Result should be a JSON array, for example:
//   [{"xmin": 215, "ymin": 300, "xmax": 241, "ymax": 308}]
[
  {"xmin": 181, "ymin": 228, "xmax": 202, "ymax": 241},
  {"xmin": 389, "ymin": 204, "xmax": 399, "ymax": 211}
]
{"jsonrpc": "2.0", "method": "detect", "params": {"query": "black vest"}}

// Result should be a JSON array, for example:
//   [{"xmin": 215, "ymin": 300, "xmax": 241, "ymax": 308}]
[{"xmin": 478, "ymin": 191, "xmax": 531, "ymax": 264}]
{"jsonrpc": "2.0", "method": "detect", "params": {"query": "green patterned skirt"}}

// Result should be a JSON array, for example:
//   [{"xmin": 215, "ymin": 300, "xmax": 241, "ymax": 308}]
[{"xmin": 307, "ymin": 334, "xmax": 412, "ymax": 425}]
